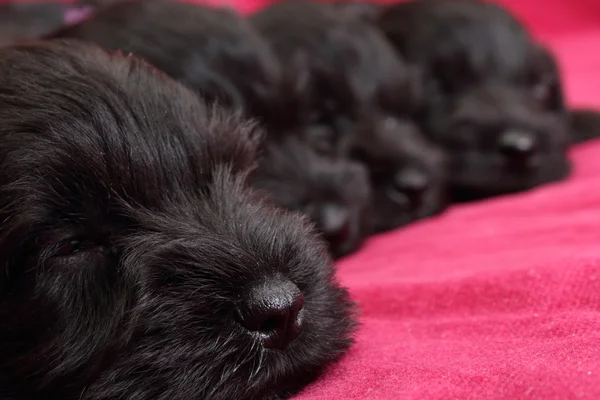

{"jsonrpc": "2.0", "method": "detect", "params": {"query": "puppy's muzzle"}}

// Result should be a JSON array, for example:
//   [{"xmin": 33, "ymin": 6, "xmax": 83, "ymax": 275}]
[
  {"xmin": 498, "ymin": 129, "xmax": 540, "ymax": 171},
  {"xmin": 386, "ymin": 167, "xmax": 430, "ymax": 210},
  {"xmin": 236, "ymin": 276, "xmax": 305, "ymax": 350}
]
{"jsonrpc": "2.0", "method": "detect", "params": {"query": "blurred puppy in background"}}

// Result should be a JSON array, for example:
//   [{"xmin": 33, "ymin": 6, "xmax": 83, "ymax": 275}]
[
  {"xmin": 377, "ymin": 0, "xmax": 571, "ymax": 201},
  {"xmin": 252, "ymin": 136, "xmax": 373, "ymax": 258},
  {"xmin": 49, "ymin": 0, "xmax": 373, "ymax": 256},
  {"xmin": 252, "ymin": 0, "xmax": 449, "ymax": 232},
  {"xmin": 50, "ymin": 0, "xmax": 281, "ymax": 121}
]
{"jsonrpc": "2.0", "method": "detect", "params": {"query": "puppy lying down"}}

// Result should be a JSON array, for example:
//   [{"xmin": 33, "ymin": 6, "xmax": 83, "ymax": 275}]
[
  {"xmin": 252, "ymin": 0, "xmax": 449, "ymax": 232},
  {"xmin": 0, "ymin": 40, "xmax": 355, "ymax": 400},
  {"xmin": 378, "ymin": 0, "xmax": 571, "ymax": 201},
  {"xmin": 252, "ymin": 136, "xmax": 372, "ymax": 258},
  {"xmin": 48, "ymin": 0, "xmax": 374, "ymax": 257},
  {"xmin": 50, "ymin": 0, "xmax": 282, "ymax": 125}
]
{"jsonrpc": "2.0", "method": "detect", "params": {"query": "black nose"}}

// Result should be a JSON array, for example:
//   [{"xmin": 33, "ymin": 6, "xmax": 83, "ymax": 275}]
[
  {"xmin": 388, "ymin": 167, "xmax": 429, "ymax": 208},
  {"xmin": 316, "ymin": 203, "xmax": 350, "ymax": 246},
  {"xmin": 498, "ymin": 130, "xmax": 538, "ymax": 167},
  {"xmin": 236, "ymin": 277, "xmax": 305, "ymax": 350}
]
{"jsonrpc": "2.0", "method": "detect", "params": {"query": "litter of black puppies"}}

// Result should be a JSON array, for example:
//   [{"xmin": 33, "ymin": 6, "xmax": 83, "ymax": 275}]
[
  {"xmin": 0, "ymin": 0, "xmax": 599, "ymax": 398},
  {"xmin": 252, "ymin": 0, "xmax": 450, "ymax": 232}
]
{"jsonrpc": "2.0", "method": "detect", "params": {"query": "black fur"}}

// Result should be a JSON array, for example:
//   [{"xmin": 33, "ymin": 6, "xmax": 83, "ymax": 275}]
[
  {"xmin": 569, "ymin": 108, "xmax": 600, "ymax": 144},
  {"xmin": 349, "ymin": 113, "xmax": 449, "ymax": 232},
  {"xmin": 252, "ymin": 136, "xmax": 372, "ymax": 258},
  {"xmin": 251, "ymin": 0, "xmax": 418, "ymax": 157},
  {"xmin": 378, "ymin": 0, "xmax": 571, "ymax": 200},
  {"xmin": 0, "ymin": 40, "xmax": 355, "ymax": 400},
  {"xmin": 49, "ymin": 0, "xmax": 283, "ymax": 124},
  {"xmin": 252, "ymin": 0, "xmax": 448, "ymax": 231},
  {"xmin": 329, "ymin": 1, "xmax": 383, "ymax": 24}
]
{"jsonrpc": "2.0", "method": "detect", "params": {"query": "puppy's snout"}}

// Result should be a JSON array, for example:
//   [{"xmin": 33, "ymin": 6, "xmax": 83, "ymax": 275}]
[
  {"xmin": 388, "ymin": 167, "xmax": 429, "ymax": 208},
  {"xmin": 317, "ymin": 203, "xmax": 350, "ymax": 245},
  {"xmin": 498, "ymin": 130, "xmax": 538, "ymax": 168},
  {"xmin": 236, "ymin": 277, "xmax": 305, "ymax": 350}
]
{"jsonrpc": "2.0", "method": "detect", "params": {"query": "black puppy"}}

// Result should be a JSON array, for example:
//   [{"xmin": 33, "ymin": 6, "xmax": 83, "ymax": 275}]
[
  {"xmin": 350, "ymin": 115, "xmax": 448, "ymax": 232},
  {"xmin": 378, "ymin": 0, "xmax": 571, "ymax": 200},
  {"xmin": 252, "ymin": 136, "xmax": 372, "ymax": 258},
  {"xmin": 50, "ymin": 0, "xmax": 375, "ymax": 254},
  {"xmin": 0, "ymin": 40, "xmax": 355, "ymax": 400},
  {"xmin": 49, "ymin": 0, "xmax": 282, "ymax": 123},
  {"xmin": 252, "ymin": 0, "xmax": 449, "ymax": 232}
]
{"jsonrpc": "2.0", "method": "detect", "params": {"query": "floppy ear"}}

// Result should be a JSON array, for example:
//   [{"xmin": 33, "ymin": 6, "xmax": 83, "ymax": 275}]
[
  {"xmin": 529, "ymin": 44, "xmax": 566, "ymax": 112},
  {"xmin": 266, "ymin": 51, "xmax": 313, "ymax": 132},
  {"xmin": 568, "ymin": 108, "xmax": 600, "ymax": 145}
]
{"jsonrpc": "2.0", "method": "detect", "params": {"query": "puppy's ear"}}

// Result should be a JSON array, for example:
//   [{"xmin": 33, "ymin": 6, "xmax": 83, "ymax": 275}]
[
  {"xmin": 281, "ymin": 51, "xmax": 311, "ymax": 103},
  {"xmin": 529, "ymin": 44, "xmax": 566, "ymax": 112},
  {"xmin": 271, "ymin": 51, "xmax": 312, "ymax": 130},
  {"xmin": 202, "ymin": 106, "xmax": 264, "ymax": 175},
  {"xmin": 377, "ymin": 63, "xmax": 425, "ymax": 116},
  {"xmin": 568, "ymin": 108, "xmax": 600, "ymax": 145}
]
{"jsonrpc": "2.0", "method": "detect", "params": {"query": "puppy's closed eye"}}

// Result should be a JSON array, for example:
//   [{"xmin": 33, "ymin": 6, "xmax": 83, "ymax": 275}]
[{"xmin": 53, "ymin": 237, "xmax": 100, "ymax": 257}]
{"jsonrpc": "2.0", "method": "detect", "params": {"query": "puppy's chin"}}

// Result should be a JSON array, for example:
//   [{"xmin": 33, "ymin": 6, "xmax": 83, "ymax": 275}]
[
  {"xmin": 449, "ymin": 151, "xmax": 571, "ymax": 201},
  {"xmin": 327, "ymin": 204, "xmax": 372, "ymax": 258},
  {"xmin": 371, "ymin": 183, "xmax": 447, "ymax": 233}
]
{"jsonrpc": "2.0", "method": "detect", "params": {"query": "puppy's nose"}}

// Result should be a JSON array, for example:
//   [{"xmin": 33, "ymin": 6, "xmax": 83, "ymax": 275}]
[
  {"xmin": 236, "ymin": 277, "xmax": 304, "ymax": 350},
  {"xmin": 318, "ymin": 203, "xmax": 350, "ymax": 246},
  {"xmin": 498, "ymin": 130, "xmax": 538, "ymax": 167},
  {"xmin": 389, "ymin": 167, "xmax": 429, "ymax": 208}
]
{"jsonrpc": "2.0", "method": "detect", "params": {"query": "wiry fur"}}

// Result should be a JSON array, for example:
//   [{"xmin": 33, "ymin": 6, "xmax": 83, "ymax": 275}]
[
  {"xmin": 252, "ymin": 137, "xmax": 372, "ymax": 258},
  {"xmin": 49, "ymin": 0, "xmax": 283, "ymax": 124},
  {"xmin": 378, "ymin": 0, "xmax": 571, "ymax": 200},
  {"xmin": 252, "ymin": 0, "xmax": 448, "ymax": 231},
  {"xmin": 0, "ymin": 40, "xmax": 355, "ymax": 400}
]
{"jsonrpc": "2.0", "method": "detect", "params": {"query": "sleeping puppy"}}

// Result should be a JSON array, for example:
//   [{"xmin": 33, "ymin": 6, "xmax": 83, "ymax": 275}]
[
  {"xmin": 378, "ymin": 0, "xmax": 571, "ymax": 201},
  {"xmin": 252, "ymin": 0, "xmax": 449, "ymax": 231},
  {"xmin": 0, "ymin": 40, "xmax": 355, "ymax": 400},
  {"xmin": 49, "ymin": 0, "xmax": 373, "ymax": 254},
  {"xmin": 350, "ymin": 114, "xmax": 449, "ymax": 232},
  {"xmin": 49, "ymin": 0, "xmax": 282, "ymax": 123},
  {"xmin": 252, "ymin": 137, "xmax": 372, "ymax": 258}
]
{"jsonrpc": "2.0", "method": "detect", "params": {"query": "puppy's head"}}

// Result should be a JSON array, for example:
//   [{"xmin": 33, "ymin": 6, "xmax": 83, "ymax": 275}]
[
  {"xmin": 252, "ymin": 1, "xmax": 416, "ymax": 158},
  {"xmin": 252, "ymin": 136, "xmax": 372, "ymax": 258},
  {"xmin": 379, "ymin": 0, "xmax": 570, "ymax": 199},
  {"xmin": 0, "ymin": 40, "xmax": 355, "ymax": 400},
  {"xmin": 350, "ymin": 113, "xmax": 448, "ymax": 233},
  {"xmin": 50, "ymin": 0, "xmax": 283, "ymax": 123}
]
